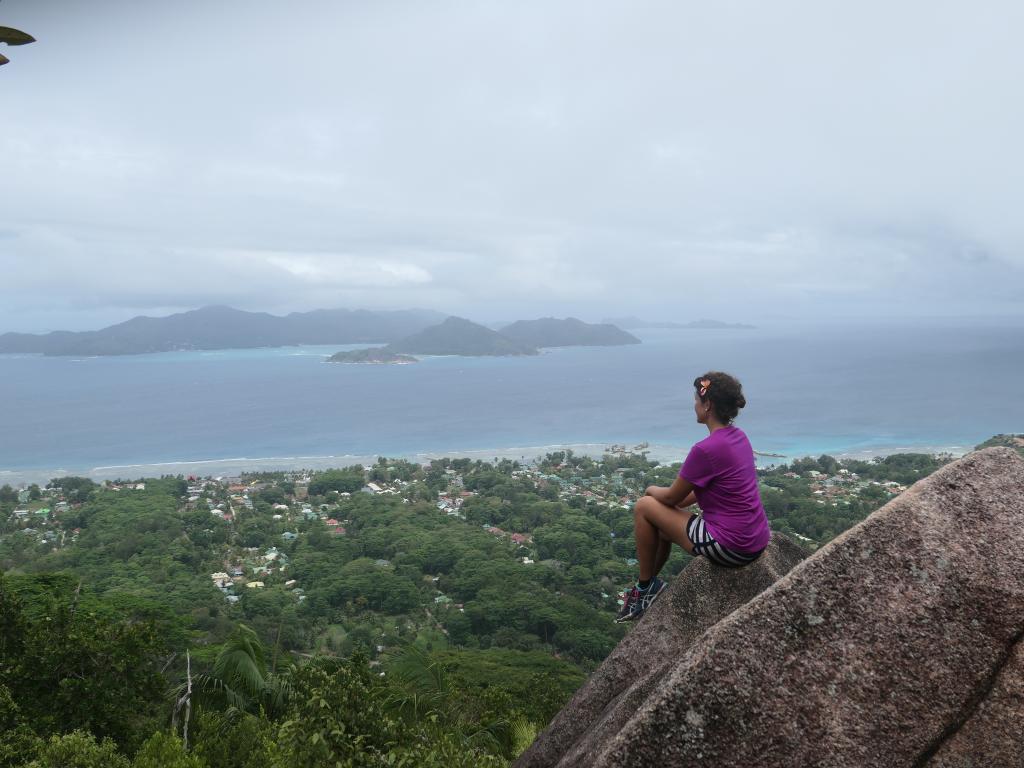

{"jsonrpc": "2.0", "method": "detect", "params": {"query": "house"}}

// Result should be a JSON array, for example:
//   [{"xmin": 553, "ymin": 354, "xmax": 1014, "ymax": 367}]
[
  {"xmin": 246, "ymin": 581, "xmax": 265, "ymax": 589},
  {"xmin": 281, "ymin": 531, "xmax": 298, "ymax": 541}
]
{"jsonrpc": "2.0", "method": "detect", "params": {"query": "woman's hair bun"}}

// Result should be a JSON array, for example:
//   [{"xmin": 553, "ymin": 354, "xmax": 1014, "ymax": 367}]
[{"xmin": 693, "ymin": 371, "xmax": 745, "ymax": 424}]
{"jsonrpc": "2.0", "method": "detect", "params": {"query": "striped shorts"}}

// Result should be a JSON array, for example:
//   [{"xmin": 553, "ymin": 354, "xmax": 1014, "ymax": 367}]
[{"xmin": 686, "ymin": 515, "xmax": 765, "ymax": 568}]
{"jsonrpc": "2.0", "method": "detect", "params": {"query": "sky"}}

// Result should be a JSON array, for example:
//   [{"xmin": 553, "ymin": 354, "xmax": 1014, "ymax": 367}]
[{"xmin": 2, "ymin": 0, "xmax": 1023, "ymax": 333}]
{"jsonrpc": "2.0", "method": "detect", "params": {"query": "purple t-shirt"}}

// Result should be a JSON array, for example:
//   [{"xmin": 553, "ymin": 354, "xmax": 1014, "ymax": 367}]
[{"xmin": 679, "ymin": 425, "xmax": 771, "ymax": 554}]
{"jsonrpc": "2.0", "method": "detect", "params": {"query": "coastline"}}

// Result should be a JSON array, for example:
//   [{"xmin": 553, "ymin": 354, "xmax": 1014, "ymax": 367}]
[{"xmin": 0, "ymin": 439, "xmax": 975, "ymax": 487}]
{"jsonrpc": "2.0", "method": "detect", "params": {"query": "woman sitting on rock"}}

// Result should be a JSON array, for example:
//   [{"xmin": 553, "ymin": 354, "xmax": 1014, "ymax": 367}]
[{"xmin": 616, "ymin": 371, "xmax": 771, "ymax": 623}]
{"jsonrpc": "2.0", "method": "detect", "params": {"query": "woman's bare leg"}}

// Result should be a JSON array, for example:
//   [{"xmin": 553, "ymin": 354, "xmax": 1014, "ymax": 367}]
[
  {"xmin": 653, "ymin": 536, "xmax": 672, "ymax": 578},
  {"xmin": 634, "ymin": 496, "xmax": 696, "ymax": 581}
]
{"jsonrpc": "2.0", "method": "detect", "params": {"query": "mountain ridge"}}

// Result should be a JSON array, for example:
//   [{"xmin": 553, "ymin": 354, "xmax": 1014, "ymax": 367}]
[
  {"xmin": 383, "ymin": 316, "xmax": 538, "ymax": 356},
  {"xmin": 499, "ymin": 317, "xmax": 640, "ymax": 347},
  {"xmin": 0, "ymin": 305, "xmax": 447, "ymax": 356}
]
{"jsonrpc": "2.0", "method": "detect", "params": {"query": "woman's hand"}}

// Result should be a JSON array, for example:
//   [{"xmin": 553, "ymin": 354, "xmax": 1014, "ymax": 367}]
[
  {"xmin": 645, "ymin": 478, "xmax": 697, "ymax": 508},
  {"xmin": 644, "ymin": 485, "xmax": 667, "ymax": 502}
]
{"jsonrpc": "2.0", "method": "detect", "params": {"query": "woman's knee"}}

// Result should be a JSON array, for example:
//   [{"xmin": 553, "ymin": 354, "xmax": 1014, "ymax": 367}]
[{"xmin": 634, "ymin": 495, "xmax": 656, "ymax": 517}]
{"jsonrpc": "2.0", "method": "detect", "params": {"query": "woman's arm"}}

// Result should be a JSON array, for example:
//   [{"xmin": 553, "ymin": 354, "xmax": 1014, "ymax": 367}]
[
  {"xmin": 645, "ymin": 476, "xmax": 696, "ymax": 508},
  {"xmin": 674, "ymin": 490, "xmax": 697, "ymax": 509}
]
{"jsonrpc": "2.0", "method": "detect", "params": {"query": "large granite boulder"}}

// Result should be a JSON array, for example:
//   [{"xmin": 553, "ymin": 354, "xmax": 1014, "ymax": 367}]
[
  {"xmin": 517, "ymin": 532, "xmax": 810, "ymax": 768},
  {"xmin": 518, "ymin": 447, "xmax": 1024, "ymax": 767}
]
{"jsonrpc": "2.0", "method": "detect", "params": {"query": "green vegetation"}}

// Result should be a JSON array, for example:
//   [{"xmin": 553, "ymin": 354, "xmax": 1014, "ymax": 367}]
[
  {"xmin": 974, "ymin": 433, "xmax": 1024, "ymax": 457},
  {"xmin": 327, "ymin": 348, "xmax": 418, "ymax": 364},
  {"xmin": 0, "ymin": 437, "xmax": 983, "ymax": 764},
  {"xmin": 0, "ymin": 25, "xmax": 35, "ymax": 67}
]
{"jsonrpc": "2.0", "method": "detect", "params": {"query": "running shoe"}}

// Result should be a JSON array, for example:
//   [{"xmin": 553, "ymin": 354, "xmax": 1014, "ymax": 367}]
[{"xmin": 614, "ymin": 578, "xmax": 666, "ymax": 623}]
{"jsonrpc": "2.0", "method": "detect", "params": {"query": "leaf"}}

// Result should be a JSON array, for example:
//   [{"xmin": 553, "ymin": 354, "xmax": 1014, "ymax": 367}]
[
  {"xmin": 0, "ymin": 27, "xmax": 35, "ymax": 46},
  {"xmin": 0, "ymin": 53, "xmax": 8, "ymax": 66}
]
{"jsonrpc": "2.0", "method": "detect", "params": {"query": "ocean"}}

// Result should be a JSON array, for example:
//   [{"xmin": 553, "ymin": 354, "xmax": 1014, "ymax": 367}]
[{"xmin": 1, "ymin": 318, "xmax": 1021, "ymax": 485}]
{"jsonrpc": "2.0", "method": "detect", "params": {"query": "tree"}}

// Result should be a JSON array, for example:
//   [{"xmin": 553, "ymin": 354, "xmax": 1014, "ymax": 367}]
[
  {"xmin": 270, "ymin": 654, "xmax": 503, "ymax": 768},
  {"xmin": 0, "ymin": 23, "xmax": 34, "ymax": 67},
  {"xmin": 181, "ymin": 624, "xmax": 291, "ymax": 725},
  {"xmin": 189, "ymin": 710, "xmax": 272, "ymax": 768},
  {"xmin": 0, "ymin": 575, "xmax": 170, "ymax": 753},
  {"xmin": 22, "ymin": 731, "xmax": 129, "ymax": 768},
  {"xmin": 0, "ymin": 683, "xmax": 41, "ymax": 768},
  {"xmin": 50, "ymin": 476, "xmax": 98, "ymax": 504},
  {"xmin": 307, "ymin": 469, "xmax": 364, "ymax": 496},
  {"xmin": 131, "ymin": 732, "xmax": 206, "ymax": 768}
]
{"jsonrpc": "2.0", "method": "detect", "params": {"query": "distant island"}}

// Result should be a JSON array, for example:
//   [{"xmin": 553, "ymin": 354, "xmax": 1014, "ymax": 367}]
[
  {"xmin": 0, "ymin": 306, "xmax": 646, "ymax": 357},
  {"xmin": 497, "ymin": 317, "xmax": 640, "ymax": 347},
  {"xmin": 602, "ymin": 316, "xmax": 756, "ymax": 330},
  {"xmin": 383, "ymin": 317, "xmax": 538, "ymax": 357},
  {"xmin": 327, "ymin": 348, "xmax": 418, "ymax": 365},
  {"xmin": 332, "ymin": 316, "xmax": 643, "ymax": 359},
  {"xmin": 0, "ymin": 305, "xmax": 447, "ymax": 356}
]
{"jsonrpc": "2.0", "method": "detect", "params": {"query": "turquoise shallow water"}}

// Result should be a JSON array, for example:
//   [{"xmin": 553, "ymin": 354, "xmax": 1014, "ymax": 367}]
[{"xmin": 0, "ymin": 318, "xmax": 1021, "ymax": 483}]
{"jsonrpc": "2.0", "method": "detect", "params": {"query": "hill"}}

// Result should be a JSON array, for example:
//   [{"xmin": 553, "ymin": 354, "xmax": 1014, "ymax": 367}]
[
  {"xmin": 498, "ymin": 317, "xmax": 640, "ymax": 348},
  {"xmin": 0, "ymin": 305, "xmax": 446, "ymax": 356},
  {"xmin": 384, "ymin": 316, "xmax": 538, "ymax": 356}
]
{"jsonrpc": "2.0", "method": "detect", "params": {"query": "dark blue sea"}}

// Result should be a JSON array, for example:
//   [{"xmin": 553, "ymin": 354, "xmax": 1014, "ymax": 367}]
[{"xmin": 1, "ymin": 318, "xmax": 1021, "ymax": 484}]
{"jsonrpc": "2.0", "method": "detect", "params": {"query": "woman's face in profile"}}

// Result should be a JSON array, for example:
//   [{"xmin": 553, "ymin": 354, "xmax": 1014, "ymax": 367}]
[{"xmin": 693, "ymin": 392, "xmax": 704, "ymax": 423}]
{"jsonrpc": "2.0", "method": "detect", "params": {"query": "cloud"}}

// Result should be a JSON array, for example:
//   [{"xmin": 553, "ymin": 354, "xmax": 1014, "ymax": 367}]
[
  {"xmin": 259, "ymin": 251, "xmax": 432, "ymax": 286},
  {"xmin": 1, "ymin": 0, "xmax": 1022, "ymax": 330}
]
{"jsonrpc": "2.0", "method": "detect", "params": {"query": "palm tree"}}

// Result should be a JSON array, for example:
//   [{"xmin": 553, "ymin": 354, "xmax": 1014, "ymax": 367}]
[
  {"xmin": 384, "ymin": 643, "xmax": 530, "ymax": 757},
  {"xmin": 173, "ymin": 624, "xmax": 292, "ymax": 737}
]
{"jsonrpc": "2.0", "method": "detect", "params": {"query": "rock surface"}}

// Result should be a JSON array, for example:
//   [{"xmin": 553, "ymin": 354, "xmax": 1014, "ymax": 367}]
[
  {"xmin": 516, "ymin": 532, "xmax": 809, "ymax": 768},
  {"xmin": 517, "ymin": 447, "xmax": 1024, "ymax": 768},
  {"xmin": 925, "ymin": 640, "xmax": 1024, "ymax": 767}
]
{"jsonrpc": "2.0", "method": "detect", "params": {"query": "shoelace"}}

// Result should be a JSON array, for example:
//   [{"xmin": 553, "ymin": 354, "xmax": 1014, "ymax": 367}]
[{"xmin": 640, "ymin": 582, "xmax": 659, "ymax": 607}]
